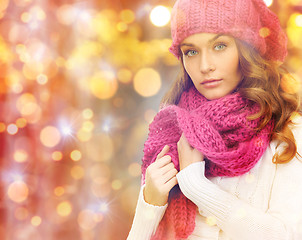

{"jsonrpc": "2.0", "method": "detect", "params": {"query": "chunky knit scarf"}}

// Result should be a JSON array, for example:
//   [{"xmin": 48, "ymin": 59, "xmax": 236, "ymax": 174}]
[{"xmin": 141, "ymin": 87, "xmax": 274, "ymax": 239}]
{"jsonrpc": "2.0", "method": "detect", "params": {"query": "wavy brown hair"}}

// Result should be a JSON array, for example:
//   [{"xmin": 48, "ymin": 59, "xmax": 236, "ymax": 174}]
[{"xmin": 161, "ymin": 38, "xmax": 301, "ymax": 164}]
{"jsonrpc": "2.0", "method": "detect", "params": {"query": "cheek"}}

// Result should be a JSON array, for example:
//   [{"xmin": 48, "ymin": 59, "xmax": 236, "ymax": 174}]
[
  {"xmin": 183, "ymin": 61, "xmax": 197, "ymax": 80},
  {"xmin": 227, "ymin": 56, "xmax": 241, "ymax": 77}
]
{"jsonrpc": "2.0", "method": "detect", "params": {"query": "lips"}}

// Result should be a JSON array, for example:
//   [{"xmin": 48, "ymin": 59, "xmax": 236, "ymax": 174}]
[{"xmin": 201, "ymin": 79, "xmax": 223, "ymax": 88}]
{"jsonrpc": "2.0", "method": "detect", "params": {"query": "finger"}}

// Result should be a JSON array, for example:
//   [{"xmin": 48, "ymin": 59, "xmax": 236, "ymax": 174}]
[
  {"xmin": 156, "ymin": 145, "xmax": 170, "ymax": 160},
  {"xmin": 160, "ymin": 162, "xmax": 175, "ymax": 175},
  {"xmin": 164, "ymin": 176, "xmax": 178, "ymax": 192},
  {"xmin": 154, "ymin": 155, "xmax": 172, "ymax": 168},
  {"xmin": 162, "ymin": 167, "xmax": 178, "ymax": 184}
]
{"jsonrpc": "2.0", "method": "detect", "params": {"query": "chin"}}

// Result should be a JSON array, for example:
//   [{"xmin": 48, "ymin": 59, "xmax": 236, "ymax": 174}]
[
  {"xmin": 202, "ymin": 94, "xmax": 225, "ymax": 100},
  {"xmin": 201, "ymin": 90, "xmax": 234, "ymax": 100}
]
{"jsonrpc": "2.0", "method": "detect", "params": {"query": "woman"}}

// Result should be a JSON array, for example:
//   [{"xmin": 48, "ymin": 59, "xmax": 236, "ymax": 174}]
[{"xmin": 128, "ymin": 0, "xmax": 302, "ymax": 239}]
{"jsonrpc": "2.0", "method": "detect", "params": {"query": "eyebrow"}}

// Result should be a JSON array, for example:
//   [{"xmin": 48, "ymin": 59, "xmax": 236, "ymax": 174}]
[{"xmin": 180, "ymin": 34, "xmax": 225, "ymax": 48}]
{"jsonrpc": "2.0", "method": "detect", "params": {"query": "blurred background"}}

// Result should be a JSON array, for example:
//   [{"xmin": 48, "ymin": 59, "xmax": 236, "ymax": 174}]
[{"xmin": 0, "ymin": 0, "xmax": 301, "ymax": 239}]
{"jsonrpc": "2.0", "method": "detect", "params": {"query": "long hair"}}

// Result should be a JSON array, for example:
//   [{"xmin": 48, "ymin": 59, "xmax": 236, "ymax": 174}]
[{"xmin": 161, "ymin": 38, "xmax": 301, "ymax": 164}]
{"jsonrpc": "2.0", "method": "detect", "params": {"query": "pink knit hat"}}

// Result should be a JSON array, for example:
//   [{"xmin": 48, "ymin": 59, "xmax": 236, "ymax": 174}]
[{"xmin": 169, "ymin": 0, "xmax": 288, "ymax": 62}]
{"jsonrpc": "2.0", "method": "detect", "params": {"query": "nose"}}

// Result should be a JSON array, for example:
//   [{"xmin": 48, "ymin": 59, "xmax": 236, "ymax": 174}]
[{"xmin": 199, "ymin": 51, "xmax": 215, "ymax": 74}]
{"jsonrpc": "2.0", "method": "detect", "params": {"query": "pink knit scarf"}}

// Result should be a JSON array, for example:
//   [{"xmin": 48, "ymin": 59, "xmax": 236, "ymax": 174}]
[{"xmin": 141, "ymin": 87, "xmax": 274, "ymax": 239}]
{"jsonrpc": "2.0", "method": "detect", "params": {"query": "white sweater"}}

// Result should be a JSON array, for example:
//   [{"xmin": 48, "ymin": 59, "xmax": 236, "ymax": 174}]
[{"xmin": 127, "ymin": 117, "xmax": 302, "ymax": 240}]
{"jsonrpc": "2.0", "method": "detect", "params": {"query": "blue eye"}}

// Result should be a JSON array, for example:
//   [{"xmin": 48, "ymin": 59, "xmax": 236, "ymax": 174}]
[
  {"xmin": 185, "ymin": 50, "xmax": 198, "ymax": 57},
  {"xmin": 214, "ymin": 44, "xmax": 227, "ymax": 51}
]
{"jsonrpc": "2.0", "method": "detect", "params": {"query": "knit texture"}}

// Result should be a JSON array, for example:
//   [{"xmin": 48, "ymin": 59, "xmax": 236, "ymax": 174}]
[
  {"xmin": 141, "ymin": 87, "xmax": 274, "ymax": 239},
  {"xmin": 169, "ymin": 0, "xmax": 287, "ymax": 62}
]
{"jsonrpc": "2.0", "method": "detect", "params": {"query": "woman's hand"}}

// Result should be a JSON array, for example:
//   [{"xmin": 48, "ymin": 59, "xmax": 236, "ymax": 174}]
[
  {"xmin": 177, "ymin": 133, "xmax": 204, "ymax": 171},
  {"xmin": 144, "ymin": 145, "xmax": 178, "ymax": 206}
]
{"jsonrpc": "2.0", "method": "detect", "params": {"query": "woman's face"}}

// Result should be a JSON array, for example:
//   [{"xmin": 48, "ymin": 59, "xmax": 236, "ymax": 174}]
[{"xmin": 180, "ymin": 33, "xmax": 243, "ymax": 100}]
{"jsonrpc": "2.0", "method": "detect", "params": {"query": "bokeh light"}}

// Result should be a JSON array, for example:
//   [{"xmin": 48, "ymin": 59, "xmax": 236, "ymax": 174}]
[
  {"xmin": 295, "ymin": 14, "xmax": 302, "ymax": 27},
  {"xmin": 89, "ymin": 71, "xmax": 118, "ymax": 100},
  {"xmin": 57, "ymin": 201, "xmax": 72, "ymax": 217},
  {"xmin": 128, "ymin": 162, "xmax": 141, "ymax": 177},
  {"xmin": 52, "ymin": 151, "xmax": 63, "ymax": 161},
  {"xmin": 14, "ymin": 150, "xmax": 28, "ymax": 163},
  {"xmin": 120, "ymin": 9, "xmax": 135, "ymax": 24},
  {"xmin": 117, "ymin": 68, "xmax": 133, "ymax": 84},
  {"xmin": 7, "ymin": 181, "xmax": 29, "ymax": 203},
  {"xmin": 287, "ymin": 13, "xmax": 302, "ymax": 49},
  {"xmin": 70, "ymin": 150, "xmax": 82, "ymax": 161},
  {"xmin": 263, "ymin": 0, "xmax": 273, "ymax": 7},
  {"xmin": 16, "ymin": 93, "xmax": 37, "ymax": 115},
  {"xmin": 54, "ymin": 186, "xmax": 65, "ymax": 197},
  {"xmin": 133, "ymin": 68, "xmax": 161, "ymax": 97},
  {"xmin": 36, "ymin": 74, "xmax": 48, "ymax": 85},
  {"xmin": 82, "ymin": 108, "xmax": 94, "ymax": 119},
  {"xmin": 7, "ymin": 124, "xmax": 18, "ymax": 135},
  {"xmin": 78, "ymin": 209, "xmax": 98, "ymax": 230},
  {"xmin": 0, "ymin": 0, "xmax": 9, "ymax": 19},
  {"xmin": 40, "ymin": 126, "xmax": 61, "ymax": 148},
  {"xmin": 56, "ymin": 4, "xmax": 77, "ymax": 25},
  {"xmin": 150, "ymin": 5, "xmax": 171, "ymax": 27},
  {"xmin": 259, "ymin": 27, "xmax": 271, "ymax": 38},
  {"xmin": 0, "ymin": 122, "xmax": 6, "ymax": 132},
  {"xmin": 82, "ymin": 121, "xmax": 94, "ymax": 132},
  {"xmin": 16, "ymin": 93, "xmax": 42, "ymax": 123},
  {"xmin": 16, "ymin": 118, "xmax": 27, "ymax": 128},
  {"xmin": 70, "ymin": 165, "xmax": 85, "ymax": 179},
  {"xmin": 112, "ymin": 179, "xmax": 122, "ymax": 190},
  {"xmin": 77, "ymin": 129, "xmax": 92, "ymax": 142},
  {"xmin": 31, "ymin": 216, "xmax": 42, "ymax": 226}
]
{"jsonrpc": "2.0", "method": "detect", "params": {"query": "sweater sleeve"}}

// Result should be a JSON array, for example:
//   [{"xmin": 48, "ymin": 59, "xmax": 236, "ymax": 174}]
[
  {"xmin": 176, "ymin": 161, "xmax": 302, "ymax": 240},
  {"xmin": 127, "ymin": 185, "xmax": 167, "ymax": 240}
]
